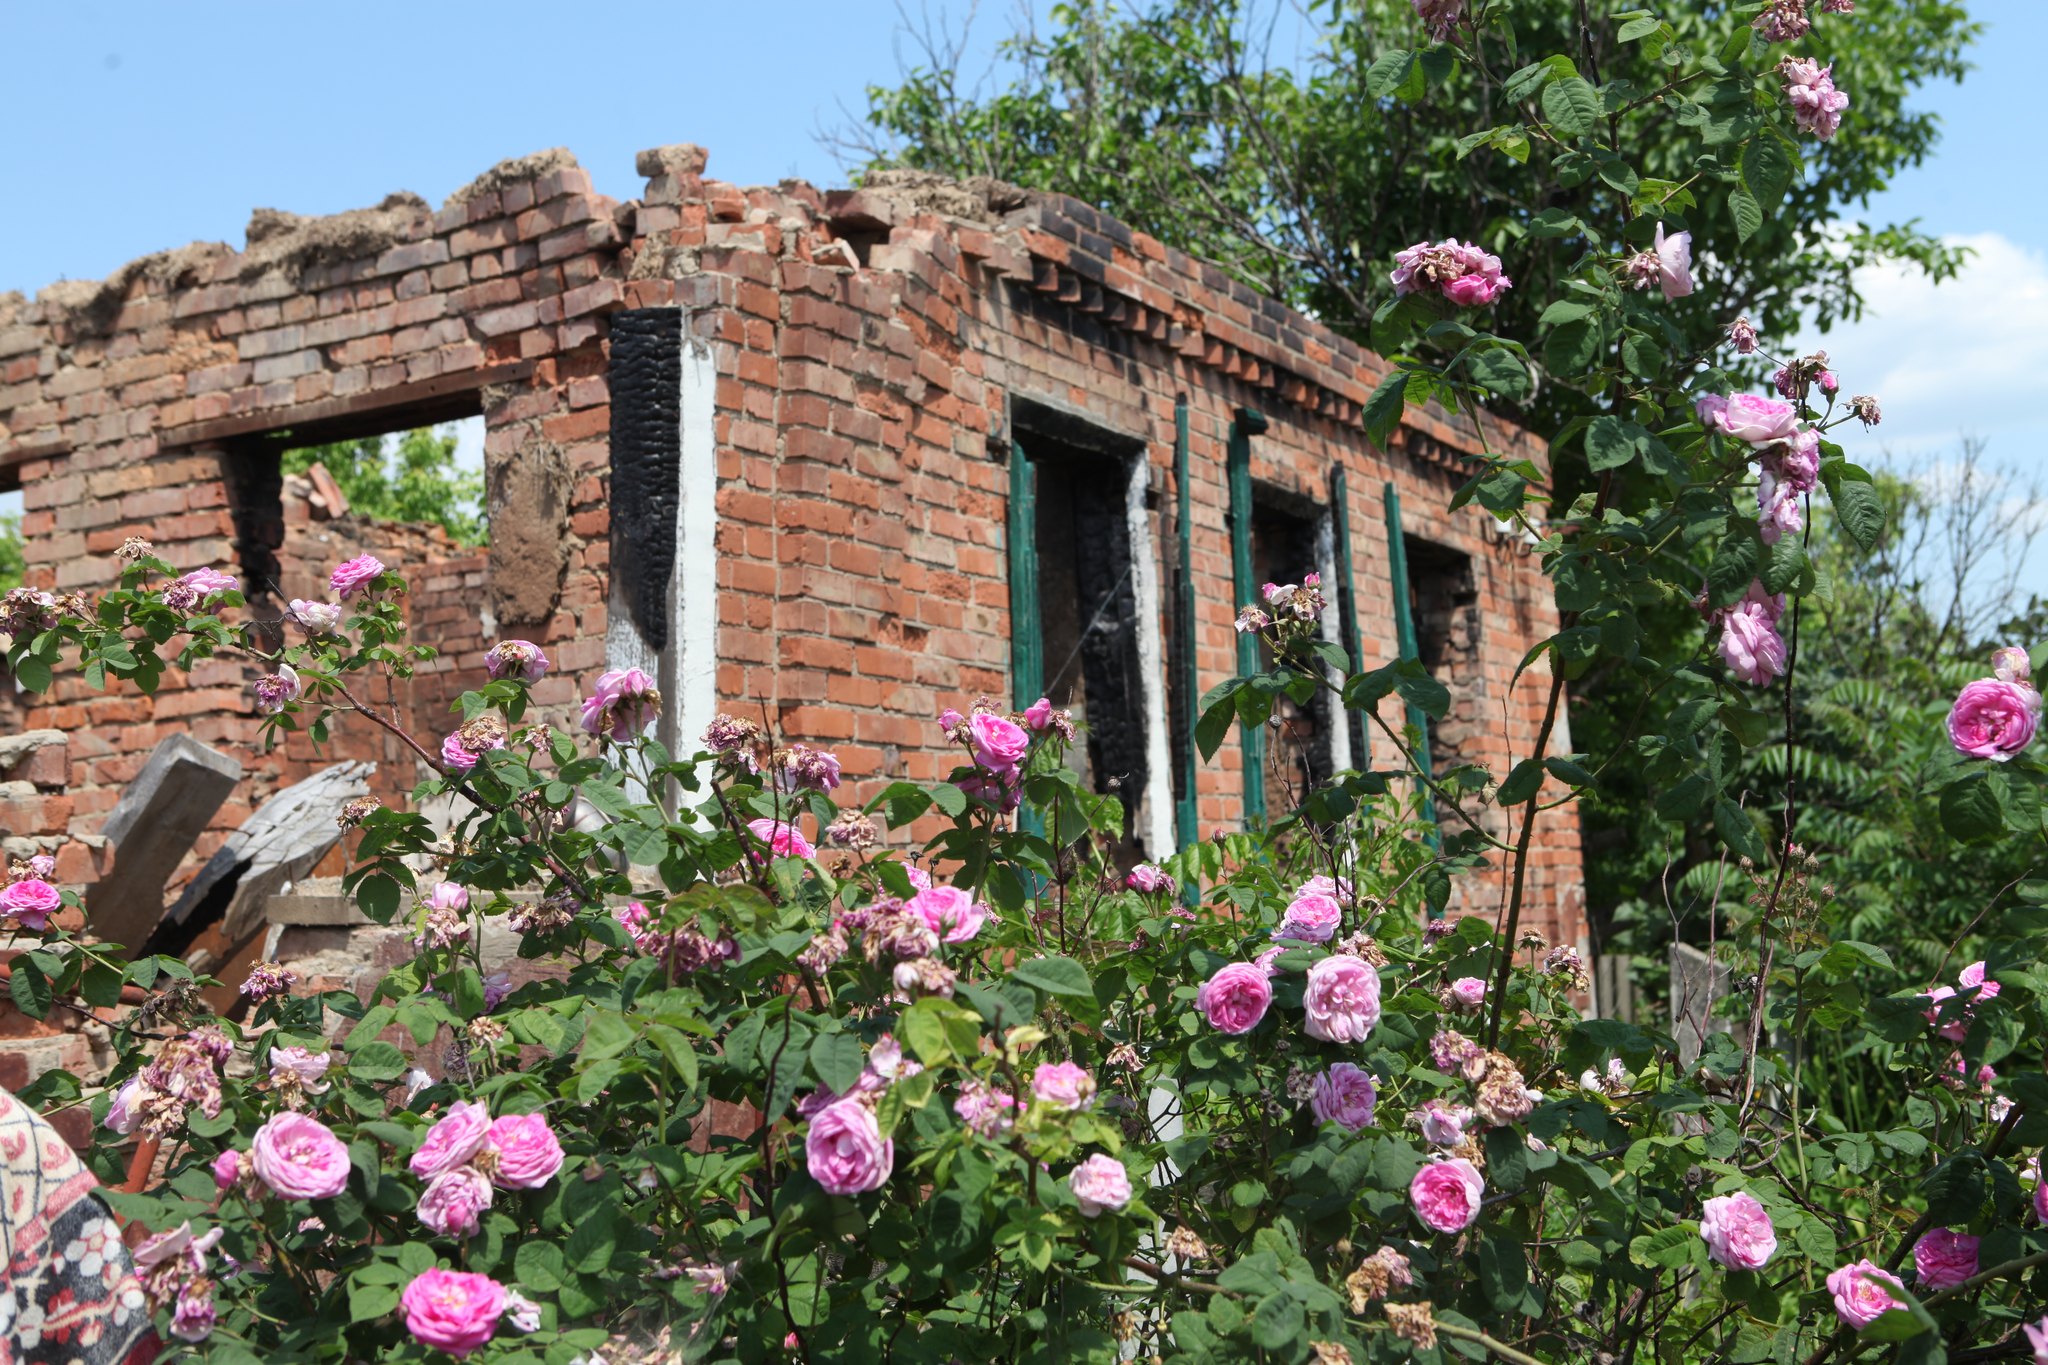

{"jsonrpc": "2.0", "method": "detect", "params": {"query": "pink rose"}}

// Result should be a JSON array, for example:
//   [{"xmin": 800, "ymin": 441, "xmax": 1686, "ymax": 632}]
[
  {"xmin": 1303, "ymin": 954, "xmax": 1382, "ymax": 1044},
  {"xmin": 747, "ymin": 817, "xmax": 816, "ymax": 860},
  {"xmin": 1126, "ymin": 863, "xmax": 1175, "ymax": 895},
  {"xmin": 908, "ymin": 885, "xmax": 990, "ymax": 943},
  {"xmin": 579, "ymin": 667, "xmax": 661, "ymax": 741},
  {"xmin": 1699, "ymin": 1192, "xmax": 1777, "ymax": 1270},
  {"xmin": 411, "ymin": 1101, "xmax": 492, "ymax": 1180},
  {"xmin": 1297, "ymin": 874, "xmax": 1354, "ymax": 903},
  {"xmin": 1022, "ymin": 697, "xmax": 1055, "ymax": 732},
  {"xmin": 288, "ymin": 599, "xmax": 342, "ymax": 635},
  {"xmin": 1653, "ymin": 222, "xmax": 1694, "ymax": 299},
  {"xmin": 1696, "ymin": 392, "xmax": 1798, "ymax": 446},
  {"xmin": 2025, "ymin": 1316, "xmax": 2048, "ymax": 1364},
  {"xmin": 0, "ymin": 878, "xmax": 62, "ymax": 930},
  {"xmin": 401, "ymin": 1268, "xmax": 507, "ymax": 1358},
  {"xmin": 441, "ymin": 732, "xmax": 480, "ymax": 773},
  {"xmin": 806, "ymin": 1097, "xmax": 893, "ymax": 1195},
  {"xmin": 171, "ymin": 1281, "xmax": 217, "ymax": 1342},
  {"xmin": 1782, "ymin": 56, "xmax": 1849, "ymax": 140},
  {"xmin": 251, "ymin": 1111, "xmax": 351, "ymax": 1200},
  {"xmin": 418, "ymin": 1164, "xmax": 494, "ymax": 1238},
  {"xmin": 213, "ymin": 1149, "xmax": 242, "ymax": 1190},
  {"xmin": 104, "ymin": 1077, "xmax": 144, "ymax": 1135},
  {"xmin": 269, "ymin": 1046, "xmax": 332, "ymax": 1093},
  {"xmin": 252, "ymin": 663, "xmax": 301, "ymax": 715},
  {"xmin": 484, "ymin": 639, "xmax": 550, "ymax": 683},
  {"xmin": 1197, "ymin": 962, "xmax": 1273, "ymax": 1035},
  {"xmin": 1415, "ymin": 1100, "xmax": 1472, "ymax": 1146},
  {"xmin": 485, "ymin": 1112, "xmax": 564, "ymax": 1189},
  {"xmin": 1447, "ymin": 976, "xmax": 1488, "ymax": 1010},
  {"xmin": 181, "ymin": 567, "xmax": 239, "ymax": 600},
  {"xmin": 329, "ymin": 554, "xmax": 386, "ymax": 599},
  {"xmin": 1993, "ymin": 646, "xmax": 2032, "ymax": 685},
  {"xmin": 1719, "ymin": 599, "xmax": 1788, "ymax": 687},
  {"xmin": 1948, "ymin": 678, "xmax": 2040, "ymax": 761},
  {"xmin": 2035, "ymin": 1176, "xmax": 2048, "ymax": 1226},
  {"xmin": 1912, "ymin": 1228, "xmax": 1978, "ymax": 1291},
  {"xmin": 1068, "ymin": 1153, "xmax": 1133, "ymax": 1217},
  {"xmin": 1276, "ymin": 892, "xmax": 1343, "ymax": 943},
  {"xmin": 1031, "ymin": 1061, "xmax": 1097, "ymax": 1111},
  {"xmin": 969, "ymin": 712, "xmax": 1030, "ymax": 771},
  {"xmin": 1308, "ymin": 1063, "xmax": 1378, "ymax": 1131},
  {"xmin": 1958, "ymin": 961, "xmax": 2001, "ymax": 1002},
  {"xmin": 1410, "ymin": 1158, "xmax": 1485, "ymax": 1234},
  {"xmin": 1826, "ymin": 1258, "xmax": 1905, "ymax": 1329}
]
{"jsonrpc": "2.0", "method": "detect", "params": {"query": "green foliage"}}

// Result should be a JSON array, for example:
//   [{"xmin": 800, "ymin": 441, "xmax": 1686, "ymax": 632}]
[
  {"xmin": 859, "ymin": 0, "xmax": 1976, "ymax": 435},
  {"xmin": 283, "ymin": 424, "xmax": 486, "ymax": 546},
  {"xmin": 0, "ymin": 510, "xmax": 22, "ymax": 592}
]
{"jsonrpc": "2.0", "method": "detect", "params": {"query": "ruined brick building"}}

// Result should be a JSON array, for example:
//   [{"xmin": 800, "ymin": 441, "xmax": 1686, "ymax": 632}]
[{"xmin": 0, "ymin": 143, "xmax": 1589, "ymax": 1037}]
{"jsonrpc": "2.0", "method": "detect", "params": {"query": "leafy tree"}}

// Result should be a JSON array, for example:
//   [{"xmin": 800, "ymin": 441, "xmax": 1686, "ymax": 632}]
[
  {"xmin": 0, "ymin": 510, "xmax": 22, "ymax": 592},
  {"xmin": 855, "ymin": 0, "xmax": 1975, "ymax": 437},
  {"xmin": 283, "ymin": 424, "xmax": 486, "ymax": 546}
]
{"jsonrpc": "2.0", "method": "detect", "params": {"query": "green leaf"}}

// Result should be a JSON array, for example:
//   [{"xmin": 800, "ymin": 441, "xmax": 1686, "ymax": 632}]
[
  {"xmin": 1196, "ymin": 691, "xmax": 1238, "ymax": 762},
  {"xmin": 1497, "ymin": 759, "xmax": 1545, "ymax": 806},
  {"xmin": 1729, "ymin": 188, "xmax": 1763, "ymax": 243},
  {"xmin": 514, "ymin": 1240, "xmax": 568, "ymax": 1292},
  {"xmin": 1940, "ymin": 772, "xmax": 2005, "ymax": 844},
  {"xmin": 8, "ymin": 959, "xmax": 50, "ymax": 1019},
  {"xmin": 1363, "ymin": 369, "xmax": 1408, "ymax": 449},
  {"xmin": 1249, "ymin": 1292, "xmax": 1305, "ymax": 1351},
  {"xmin": 1714, "ymin": 798, "xmax": 1770, "ymax": 863},
  {"xmin": 348, "ymin": 1040, "xmax": 410, "ymax": 1081},
  {"xmin": 1629, "ymin": 1223, "xmax": 1704, "ymax": 1270},
  {"xmin": 1466, "ymin": 347, "xmax": 1529, "ymax": 400},
  {"xmin": 1012, "ymin": 956, "xmax": 1093, "ymax": 999},
  {"xmin": 809, "ymin": 1031, "xmax": 866, "ymax": 1095},
  {"xmin": 1542, "ymin": 77, "xmax": 1601, "ymax": 136},
  {"xmin": 1365, "ymin": 50, "xmax": 1422, "ymax": 101},
  {"xmin": 1585, "ymin": 416, "xmax": 1645, "ymax": 472},
  {"xmin": 1820, "ymin": 460, "xmax": 1886, "ymax": 552},
  {"xmin": 1741, "ymin": 135, "xmax": 1794, "ymax": 210},
  {"xmin": 1617, "ymin": 15, "xmax": 1665, "ymax": 42}
]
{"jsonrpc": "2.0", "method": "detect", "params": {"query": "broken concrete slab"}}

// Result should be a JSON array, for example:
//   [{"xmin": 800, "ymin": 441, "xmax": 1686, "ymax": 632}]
[{"xmin": 90, "ymin": 734, "xmax": 243, "ymax": 949}]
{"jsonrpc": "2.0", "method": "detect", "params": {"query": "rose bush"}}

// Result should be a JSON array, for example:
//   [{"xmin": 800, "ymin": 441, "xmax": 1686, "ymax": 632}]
[{"xmin": 7, "ymin": 3, "xmax": 2048, "ymax": 1363}]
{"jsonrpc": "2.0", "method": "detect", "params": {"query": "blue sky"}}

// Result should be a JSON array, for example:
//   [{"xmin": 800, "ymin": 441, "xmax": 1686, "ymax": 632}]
[{"xmin": 4, "ymin": 0, "xmax": 2041, "ymax": 610}]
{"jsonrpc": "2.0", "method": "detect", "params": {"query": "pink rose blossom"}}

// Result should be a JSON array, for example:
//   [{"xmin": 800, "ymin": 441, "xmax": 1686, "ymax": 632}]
[
  {"xmin": 269, "ymin": 1046, "xmax": 332, "ymax": 1094},
  {"xmin": 1126, "ymin": 863, "xmax": 1175, "ymax": 895},
  {"xmin": 251, "ymin": 1111, "xmax": 351, "ymax": 1200},
  {"xmin": 1958, "ymin": 961, "xmax": 2001, "ymax": 1003},
  {"xmin": 1390, "ymin": 237, "xmax": 1510, "ymax": 307},
  {"xmin": 252, "ymin": 663, "xmax": 301, "ymax": 715},
  {"xmin": 104, "ymin": 1077, "xmax": 144, "ymax": 1135},
  {"xmin": 806, "ymin": 1097, "xmax": 893, "ymax": 1195},
  {"xmin": 1297, "ymin": 874, "xmax": 1354, "ymax": 903},
  {"xmin": 2025, "ymin": 1316, "xmax": 2048, "ymax": 1364},
  {"xmin": 1912, "ymin": 1228, "xmax": 1978, "ymax": 1291},
  {"xmin": 1022, "ymin": 697, "xmax": 1055, "ymax": 731},
  {"xmin": 289, "ymin": 599, "xmax": 343, "ymax": 635},
  {"xmin": 1948, "ymin": 678, "xmax": 2040, "ymax": 761},
  {"xmin": 969, "ymin": 712, "xmax": 1031, "ymax": 772},
  {"xmin": 1415, "ymin": 1100, "xmax": 1472, "ymax": 1145},
  {"xmin": 485, "ymin": 1112, "xmax": 565, "ymax": 1189},
  {"xmin": 1728, "ymin": 317, "xmax": 1760, "ymax": 354},
  {"xmin": 179, "ymin": 567, "xmax": 239, "ymax": 601},
  {"xmin": 1696, "ymin": 392, "xmax": 1799, "ymax": 446},
  {"xmin": 1303, "ymin": 954, "xmax": 1382, "ymax": 1044},
  {"xmin": 1410, "ymin": 1158, "xmax": 1485, "ymax": 1233},
  {"xmin": 329, "ymin": 554, "xmax": 386, "ymax": 599},
  {"xmin": 1197, "ymin": 962, "xmax": 1273, "ymax": 1035},
  {"xmin": 579, "ymin": 666, "xmax": 661, "ymax": 741},
  {"xmin": 1276, "ymin": 892, "xmax": 1344, "ymax": 943},
  {"xmin": 212, "ymin": 1149, "xmax": 242, "ymax": 1190},
  {"xmin": 418, "ymin": 1164, "xmax": 494, "ymax": 1238},
  {"xmin": 23, "ymin": 854, "xmax": 54, "ymax": 881},
  {"xmin": 1782, "ymin": 57, "xmax": 1850, "ymax": 140},
  {"xmin": 1653, "ymin": 222, "xmax": 1694, "ymax": 299},
  {"xmin": 1410, "ymin": 0, "xmax": 1463, "ymax": 42},
  {"xmin": 1699, "ymin": 1192, "xmax": 1778, "ymax": 1270},
  {"xmin": 747, "ymin": 817, "xmax": 816, "ymax": 860},
  {"xmin": 953, "ymin": 1081, "xmax": 1019, "ymax": 1136},
  {"xmin": 506, "ymin": 1291, "xmax": 542, "ymax": 1333},
  {"xmin": 484, "ymin": 639, "xmax": 550, "ymax": 683},
  {"xmin": 1826, "ymin": 1258, "xmax": 1905, "ymax": 1329},
  {"xmin": 1451, "ymin": 977, "xmax": 1489, "ymax": 1010},
  {"xmin": 401, "ymin": 1268, "xmax": 506, "ymax": 1358},
  {"xmin": 939, "ymin": 707, "xmax": 963, "ymax": 729},
  {"xmin": 1719, "ymin": 596, "xmax": 1788, "ymax": 687},
  {"xmin": 1309, "ymin": 1063, "xmax": 1378, "ymax": 1131},
  {"xmin": 170, "ymin": 1281, "xmax": 217, "ymax": 1342},
  {"xmin": 1031, "ymin": 1061, "xmax": 1097, "ymax": 1111},
  {"xmin": 1993, "ymin": 646, "xmax": 2032, "ymax": 685},
  {"xmin": 0, "ymin": 878, "xmax": 62, "ymax": 930},
  {"xmin": 1068, "ymin": 1153, "xmax": 1133, "ymax": 1217},
  {"xmin": 908, "ymin": 884, "xmax": 990, "ymax": 943},
  {"xmin": 411, "ymin": 1101, "xmax": 492, "ymax": 1180}
]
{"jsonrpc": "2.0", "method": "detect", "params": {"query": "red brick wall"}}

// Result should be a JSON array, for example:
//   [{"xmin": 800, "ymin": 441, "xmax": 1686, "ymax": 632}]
[{"xmin": 0, "ymin": 144, "xmax": 1584, "ymax": 953}]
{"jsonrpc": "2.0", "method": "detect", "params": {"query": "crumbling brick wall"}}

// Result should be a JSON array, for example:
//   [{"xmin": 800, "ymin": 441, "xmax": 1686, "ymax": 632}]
[{"xmin": 0, "ymin": 142, "xmax": 1585, "ymax": 958}]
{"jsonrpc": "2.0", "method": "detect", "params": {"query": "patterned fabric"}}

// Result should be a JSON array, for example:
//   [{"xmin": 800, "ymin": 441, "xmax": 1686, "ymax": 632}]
[{"xmin": 0, "ymin": 1089, "xmax": 157, "ymax": 1365}]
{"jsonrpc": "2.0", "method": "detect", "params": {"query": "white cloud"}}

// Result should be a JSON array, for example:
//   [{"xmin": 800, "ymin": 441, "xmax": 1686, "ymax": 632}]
[{"xmin": 1801, "ymin": 231, "xmax": 2048, "ymax": 462}]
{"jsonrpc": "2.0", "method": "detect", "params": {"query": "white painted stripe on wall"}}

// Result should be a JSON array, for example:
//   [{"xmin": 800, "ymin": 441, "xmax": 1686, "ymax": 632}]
[{"xmin": 1126, "ymin": 454, "xmax": 1177, "ymax": 857}]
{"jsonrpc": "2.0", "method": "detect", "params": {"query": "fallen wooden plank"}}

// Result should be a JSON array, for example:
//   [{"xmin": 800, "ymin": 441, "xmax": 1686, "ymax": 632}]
[{"xmin": 90, "ymin": 735, "xmax": 243, "ymax": 950}]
